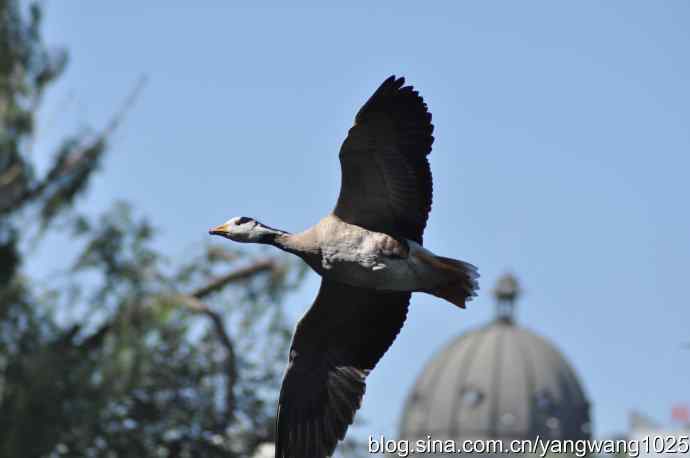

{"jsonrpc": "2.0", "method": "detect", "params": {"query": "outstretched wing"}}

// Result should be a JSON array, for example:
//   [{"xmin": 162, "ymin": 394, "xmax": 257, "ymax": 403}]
[
  {"xmin": 334, "ymin": 75, "xmax": 434, "ymax": 244},
  {"xmin": 275, "ymin": 279, "xmax": 410, "ymax": 458}
]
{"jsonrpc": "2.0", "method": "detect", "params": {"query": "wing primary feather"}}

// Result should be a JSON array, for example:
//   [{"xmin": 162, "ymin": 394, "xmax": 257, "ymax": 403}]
[
  {"xmin": 275, "ymin": 280, "xmax": 411, "ymax": 457},
  {"xmin": 335, "ymin": 75, "xmax": 435, "ymax": 243}
]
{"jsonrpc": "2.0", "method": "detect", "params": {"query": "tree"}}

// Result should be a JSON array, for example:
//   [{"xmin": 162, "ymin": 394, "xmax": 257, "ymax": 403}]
[{"xmin": 0, "ymin": 2, "xmax": 309, "ymax": 457}]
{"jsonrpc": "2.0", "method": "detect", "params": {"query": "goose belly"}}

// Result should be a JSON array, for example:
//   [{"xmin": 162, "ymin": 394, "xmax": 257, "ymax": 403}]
[
  {"xmin": 320, "ymin": 250, "xmax": 434, "ymax": 292},
  {"xmin": 314, "ymin": 220, "xmax": 439, "ymax": 291}
]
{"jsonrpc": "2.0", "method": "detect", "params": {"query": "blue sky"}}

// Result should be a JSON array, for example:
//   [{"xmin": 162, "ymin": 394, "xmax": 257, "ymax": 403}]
[{"xmin": 31, "ymin": 1, "xmax": 689, "ymax": 443}]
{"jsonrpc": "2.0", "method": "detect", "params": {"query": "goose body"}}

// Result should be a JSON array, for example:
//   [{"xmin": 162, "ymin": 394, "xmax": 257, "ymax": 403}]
[
  {"xmin": 291, "ymin": 214, "xmax": 471, "ymax": 293},
  {"xmin": 209, "ymin": 76, "xmax": 479, "ymax": 458}
]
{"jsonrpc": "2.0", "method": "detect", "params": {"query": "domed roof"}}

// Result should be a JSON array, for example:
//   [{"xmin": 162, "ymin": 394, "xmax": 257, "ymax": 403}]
[{"xmin": 399, "ymin": 274, "xmax": 591, "ymax": 442}]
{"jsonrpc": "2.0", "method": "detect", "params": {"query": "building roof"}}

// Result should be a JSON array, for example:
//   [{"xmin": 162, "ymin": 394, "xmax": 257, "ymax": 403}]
[{"xmin": 399, "ymin": 274, "xmax": 591, "ymax": 442}]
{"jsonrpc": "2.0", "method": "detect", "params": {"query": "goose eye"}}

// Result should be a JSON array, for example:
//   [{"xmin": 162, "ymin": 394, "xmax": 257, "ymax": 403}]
[{"xmin": 236, "ymin": 217, "xmax": 252, "ymax": 225}]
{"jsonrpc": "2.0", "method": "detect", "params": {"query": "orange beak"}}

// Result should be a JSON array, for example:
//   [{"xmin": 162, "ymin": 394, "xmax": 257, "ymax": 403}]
[{"xmin": 208, "ymin": 223, "xmax": 229, "ymax": 236}]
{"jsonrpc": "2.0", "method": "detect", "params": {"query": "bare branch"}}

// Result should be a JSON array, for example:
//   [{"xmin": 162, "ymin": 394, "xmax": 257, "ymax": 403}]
[
  {"xmin": 179, "ymin": 294, "xmax": 238, "ymax": 423},
  {"xmin": 7, "ymin": 75, "xmax": 147, "ymax": 212},
  {"xmin": 191, "ymin": 259, "xmax": 276, "ymax": 299},
  {"xmin": 77, "ymin": 259, "xmax": 276, "ymax": 351},
  {"xmin": 174, "ymin": 258, "xmax": 279, "ymax": 423},
  {"xmin": 206, "ymin": 245, "xmax": 240, "ymax": 263},
  {"xmin": 0, "ymin": 163, "xmax": 22, "ymax": 187},
  {"xmin": 99, "ymin": 74, "xmax": 147, "ymax": 141}
]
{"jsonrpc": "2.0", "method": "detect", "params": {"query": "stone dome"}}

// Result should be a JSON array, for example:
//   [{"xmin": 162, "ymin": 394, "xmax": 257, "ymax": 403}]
[{"xmin": 399, "ymin": 274, "xmax": 591, "ymax": 443}]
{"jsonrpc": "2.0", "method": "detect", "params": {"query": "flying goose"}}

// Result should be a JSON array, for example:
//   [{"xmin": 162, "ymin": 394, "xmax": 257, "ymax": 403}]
[{"xmin": 210, "ymin": 76, "xmax": 479, "ymax": 458}]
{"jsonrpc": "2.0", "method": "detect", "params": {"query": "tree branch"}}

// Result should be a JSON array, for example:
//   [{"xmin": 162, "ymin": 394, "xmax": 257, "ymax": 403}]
[
  {"xmin": 74, "ymin": 258, "xmax": 277, "ymax": 425},
  {"xmin": 190, "ymin": 259, "xmax": 275, "ymax": 299},
  {"xmin": 178, "ymin": 294, "xmax": 237, "ymax": 422},
  {"xmin": 76, "ymin": 259, "xmax": 275, "ymax": 349},
  {"xmin": 7, "ymin": 75, "xmax": 147, "ymax": 212},
  {"xmin": 178, "ymin": 259, "xmax": 278, "ymax": 424}
]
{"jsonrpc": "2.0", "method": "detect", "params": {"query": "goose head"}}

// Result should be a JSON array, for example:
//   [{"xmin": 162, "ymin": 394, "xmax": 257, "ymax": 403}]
[{"xmin": 209, "ymin": 216, "xmax": 278, "ymax": 243}]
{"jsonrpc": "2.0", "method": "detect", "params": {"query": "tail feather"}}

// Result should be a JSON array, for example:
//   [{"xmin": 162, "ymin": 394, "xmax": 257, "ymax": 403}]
[{"xmin": 425, "ymin": 256, "xmax": 479, "ymax": 308}]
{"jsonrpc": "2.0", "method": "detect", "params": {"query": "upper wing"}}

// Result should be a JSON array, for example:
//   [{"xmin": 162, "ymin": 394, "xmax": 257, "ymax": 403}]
[
  {"xmin": 275, "ymin": 279, "xmax": 410, "ymax": 458},
  {"xmin": 333, "ymin": 75, "xmax": 434, "ymax": 244}
]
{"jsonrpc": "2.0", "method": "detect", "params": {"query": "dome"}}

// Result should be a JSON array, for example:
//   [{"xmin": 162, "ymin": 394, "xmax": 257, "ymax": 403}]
[{"xmin": 399, "ymin": 274, "xmax": 591, "ymax": 443}]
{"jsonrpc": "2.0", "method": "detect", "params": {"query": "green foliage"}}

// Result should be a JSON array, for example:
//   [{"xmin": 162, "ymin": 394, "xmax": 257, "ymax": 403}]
[
  {"xmin": 1, "ymin": 0, "xmax": 99, "ymax": 283},
  {"xmin": 1, "ymin": 201, "xmax": 302, "ymax": 457},
  {"xmin": 0, "ymin": 2, "xmax": 311, "ymax": 457}
]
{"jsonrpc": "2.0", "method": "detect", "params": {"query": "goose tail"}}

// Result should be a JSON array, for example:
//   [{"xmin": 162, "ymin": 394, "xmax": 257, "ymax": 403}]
[{"xmin": 424, "ymin": 256, "xmax": 479, "ymax": 308}]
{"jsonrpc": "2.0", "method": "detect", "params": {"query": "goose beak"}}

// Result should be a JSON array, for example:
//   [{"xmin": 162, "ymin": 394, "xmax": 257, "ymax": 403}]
[{"xmin": 209, "ymin": 223, "xmax": 229, "ymax": 236}]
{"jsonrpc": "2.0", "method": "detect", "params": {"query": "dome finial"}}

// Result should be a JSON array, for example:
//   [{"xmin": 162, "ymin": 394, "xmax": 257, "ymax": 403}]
[{"xmin": 493, "ymin": 272, "xmax": 520, "ymax": 323}]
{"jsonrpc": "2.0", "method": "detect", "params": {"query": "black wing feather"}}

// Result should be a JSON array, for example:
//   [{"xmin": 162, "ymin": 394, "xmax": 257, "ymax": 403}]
[
  {"xmin": 275, "ymin": 279, "xmax": 410, "ymax": 458},
  {"xmin": 334, "ymin": 75, "xmax": 434, "ymax": 244}
]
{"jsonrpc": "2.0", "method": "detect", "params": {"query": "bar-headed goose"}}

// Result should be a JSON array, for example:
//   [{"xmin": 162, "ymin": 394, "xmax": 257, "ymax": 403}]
[{"xmin": 210, "ymin": 76, "xmax": 479, "ymax": 458}]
